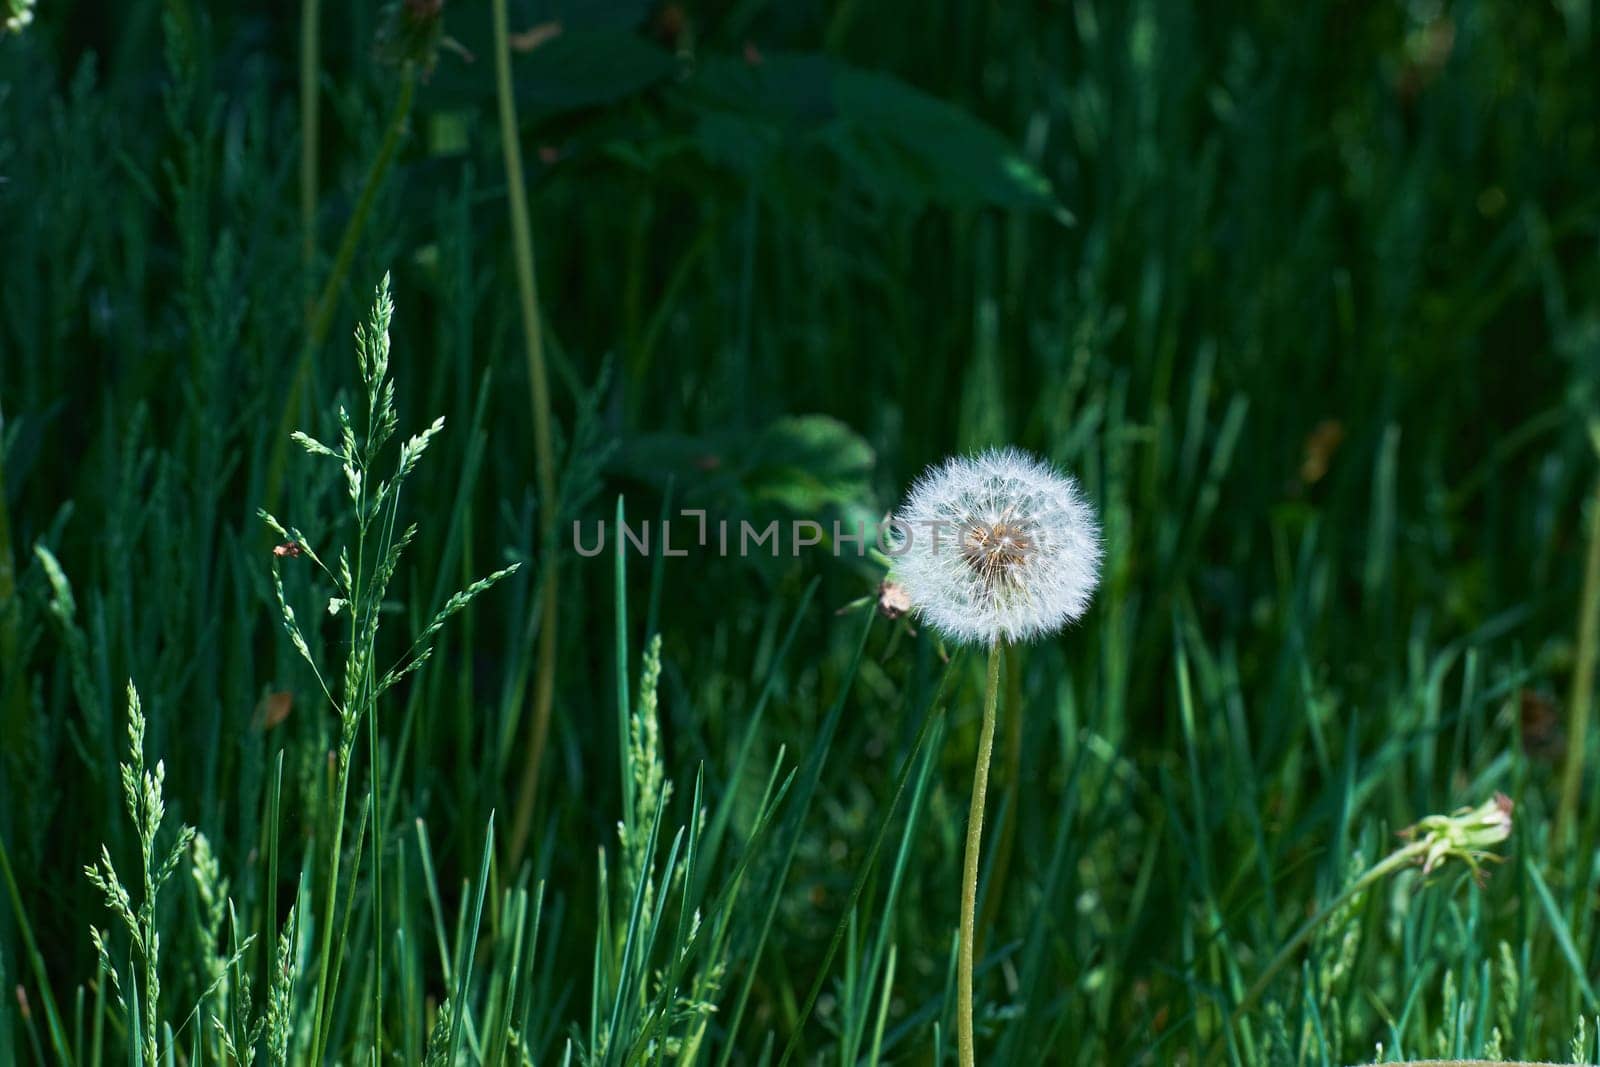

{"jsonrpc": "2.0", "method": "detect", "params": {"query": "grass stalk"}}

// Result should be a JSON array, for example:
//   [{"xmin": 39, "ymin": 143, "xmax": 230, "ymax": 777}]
[
  {"xmin": 266, "ymin": 63, "xmax": 417, "ymax": 514},
  {"xmin": 1556, "ymin": 475, "xmax": 1600, "ymax": 848},
  {"xmin": 958, "ymin": 641, "xmax": 1003, "ymax": 1067},
  {"xmin": 299, "ymin": 0, "xmax": 319, "ymax": 297},
  {"xmin": 308, "ymin": 748, "xmax": 354, "ymax": 1065},
  {"xmin": 0, "ymin": 400, "xmax": 16, "ymax": 664},
  {"xmin": 491, "ymin": 0, "xmax": 561, "ymax": 871},
  {"xmin": 0, "ymin": 831, "xmax": 70, "ymax": 1062},
  {"xmin": 0, "ymin": 399, "xmax": 24, "ymax": 755},
  {"xmin": 363, "ymin": 510, "xmax": 382, "ymax": 1060},
  {"xmin": 306, "ymin": 64, "xmax": 416, "ymax": 368},
  {"xmin": 137, "ymin": 844, "xmax": 156, "ymax": 1067}
]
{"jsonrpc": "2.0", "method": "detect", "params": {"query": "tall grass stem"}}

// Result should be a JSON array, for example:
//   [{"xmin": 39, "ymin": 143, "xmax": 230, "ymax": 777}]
[
  {"xmin": 0, "ymin": 831, "xmax": 70, "ymax": 1061},
  {"xmin": 307, "ymin": 751, "xmax": 353, "ymax": 1065},
  {"xmin": 266, "ymin": 63, "xmax": 417, "ymax": 514},
  {"xmin": 299, "ymin": 0, "xmax": 319, "ymax": 296},
  {"xmin": 306, "ymin": 66, "xmax": 415, "ymax": 355},
  {"xmin": 1556, "ymin": 478, "xmax": 1600, "ymax": 848},
  {"xmin": 0, "ymin": 399, "xmax": 22, "ymax": 753},
  {"xmin": 492, "ymin": 0, "xmax": 561, "ymax": 871}
]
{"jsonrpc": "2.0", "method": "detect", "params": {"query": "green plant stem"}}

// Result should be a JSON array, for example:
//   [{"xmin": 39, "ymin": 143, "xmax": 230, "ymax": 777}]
[
  {"xmin": 0, "ymin": 398, "xmax": 23, "ymax": 751},
  {"xmin": 1556, "ymin": 477, "xmax": 1600, "ymax": 849},
  {"xmin": 138, "ymin": 831, "xmax": 157, "ymax": 1067},
  {"xmin": 958, "ymin": 641, "xmax": 1003, "ymax": 1067},
  {"xmin": 306, "ymin": 67, "xmax": 414, "ymax": 355},
  {"xmin": 0, "ymin": 831, "xmax": 71, "ymax": 1062},
  {"xmin": 308, "ymin": 748, "xmax": 353, "ymax": 1066},
  {"xmin": 977, "ymin": 642, "xmax": 1023, "ymax": 957},
  {"xmin": 368, "ymin": 699, "xmax": 384, "ymax": 1058},
  {"xmin": 1214, "ymin": 837, "xmax": 1431, "ymax": 1060},
  {"xmin": 299, "ymin": 0, "xmax": 319, "ymax": 292},
  {"xmin": 0, "ymin": 400, "xmax": 16, "ymax": 661},
  {"xmin": 366, "ymin": 468, "xmax": 406, "ymax": 1059},
  {"xmin": 492, "ymin": 0, "xmax": 561, "ymax": 872},
  {"xmin": 359, "ymin": 486, "xmax": 379, "ymax": 1062},
  {"xmin": 265, "ymin": 64, "xmax": 416, "ymax": 515}
]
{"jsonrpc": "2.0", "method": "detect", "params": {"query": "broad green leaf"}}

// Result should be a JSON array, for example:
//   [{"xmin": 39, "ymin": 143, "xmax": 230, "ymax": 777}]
[{"xmin": 828, "ymin": 66, "xmax": 1063, "ymax": 215}]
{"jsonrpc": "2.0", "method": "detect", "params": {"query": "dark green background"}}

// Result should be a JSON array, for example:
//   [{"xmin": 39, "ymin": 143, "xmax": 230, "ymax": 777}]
[{"xmin": 3, "ymin": 0, "xmax": 1599, "ymax": 1061}]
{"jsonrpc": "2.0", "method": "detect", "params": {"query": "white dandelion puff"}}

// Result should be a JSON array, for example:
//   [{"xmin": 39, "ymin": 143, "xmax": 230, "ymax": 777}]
[{"xmin": 890, "ymin": 447, "xmax": 1101, "ymax": 645}]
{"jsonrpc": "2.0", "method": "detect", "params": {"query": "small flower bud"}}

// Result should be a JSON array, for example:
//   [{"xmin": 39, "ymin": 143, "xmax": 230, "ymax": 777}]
[{"xmin": 1399, "ymin": 792, "xmax": 1513, "ymax": 883}]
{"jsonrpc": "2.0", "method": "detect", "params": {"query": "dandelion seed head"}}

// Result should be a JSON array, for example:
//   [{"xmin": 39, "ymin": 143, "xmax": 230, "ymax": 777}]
[{"xmin": 890, "ymin": 447, "xmax": 1101, "ymax": 645}]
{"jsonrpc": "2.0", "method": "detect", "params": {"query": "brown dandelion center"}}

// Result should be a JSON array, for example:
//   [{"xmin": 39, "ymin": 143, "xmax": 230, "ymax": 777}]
[{"xmin": 961, "ymin": 521, "xmax": 1033, "ymax": 588}]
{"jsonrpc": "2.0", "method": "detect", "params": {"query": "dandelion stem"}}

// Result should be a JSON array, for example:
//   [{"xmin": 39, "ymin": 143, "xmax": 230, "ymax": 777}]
[
  {"xmin": 1240, "ymin": 840, "xmax": 1425, "ymax": 1015},
  {"xmin": 976, "ymin": 642, "xmax": 1023, "ymax": 956},
  {"xmin": 958, "ymin": 640, "xmax": 1003, "ymax": 1067},
  {"xmin": 492, "ymin": 0, "xmax": 561, "ymax": 872},
  {"xmin": 1208, "ymin": 837, "xmax": 1432, "ymax": 1063}
]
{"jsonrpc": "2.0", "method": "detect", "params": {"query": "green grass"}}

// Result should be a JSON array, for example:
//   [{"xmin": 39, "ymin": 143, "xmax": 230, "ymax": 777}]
[{"xmin": 3, "ymin": 1, "xmax": 1600, "ymax": 1063}]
